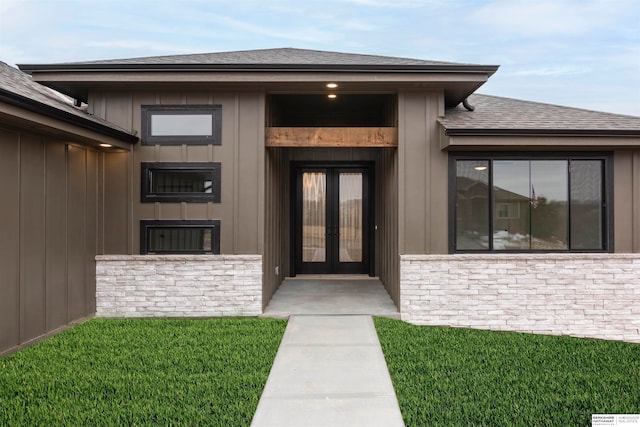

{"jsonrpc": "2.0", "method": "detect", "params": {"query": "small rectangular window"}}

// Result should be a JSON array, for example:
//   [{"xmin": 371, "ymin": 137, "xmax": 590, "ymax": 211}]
[
  {"xmin": 141, "ymin": 105, "xmax": 221, "ymax": 145},
  {"xmin": 140, "ymin": 220, "xmax": 220, "ymax": 254},
  {"xmin": 141, "ymin": 162, "xmax": 221, "ymax": 203}
]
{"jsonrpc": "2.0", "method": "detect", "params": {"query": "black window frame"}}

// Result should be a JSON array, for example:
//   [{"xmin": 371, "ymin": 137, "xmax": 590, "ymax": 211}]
[
  {"xmin": 449, "ymin": 152, "xmax": 613, "ymax": 254},
  {"xmin": 140, "ymin": 220, "xmax": 221, "ymax": 255},
  {"xmin": 141, "ymin": 105, "xmax": 222, "ymax": 145},
  {"xmin": 141, "ymin": 162, "xmax": 221, "ymax": 203}
]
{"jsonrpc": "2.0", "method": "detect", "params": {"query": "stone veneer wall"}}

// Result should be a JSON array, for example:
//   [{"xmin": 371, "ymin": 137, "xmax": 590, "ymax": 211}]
[
  {"xmin": 400, "ymin": 254, "xmax": 640, "ymax": 343},
  {"xmin": 96, "ymin": 255, "xmax": 262, "ymax": 317}
]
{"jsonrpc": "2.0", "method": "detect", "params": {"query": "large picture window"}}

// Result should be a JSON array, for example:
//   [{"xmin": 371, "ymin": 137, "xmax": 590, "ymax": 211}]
[
  {"xmin": 141, "ymin": 162, "xmax": 221, "ymax": 203},
  {"xmin": 141, "ymin": 105, "xmax": 222, "ymax": 145},
  {"xmin": 140, "ymin": 220, "xmax": 220, "ymax": 254},
  {"xmin": 451, "ymin": 153, "xmax": 611, "ymax": 252}
]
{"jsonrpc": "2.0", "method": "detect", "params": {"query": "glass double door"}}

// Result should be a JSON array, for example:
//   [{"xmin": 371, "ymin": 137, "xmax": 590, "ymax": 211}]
[{"xmin": 294, "ymin": 165, "xmax": 372, "ymax": 275}]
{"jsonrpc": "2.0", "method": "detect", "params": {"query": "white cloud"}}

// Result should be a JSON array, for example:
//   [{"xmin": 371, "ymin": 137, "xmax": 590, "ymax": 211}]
[
  {"xmin": 343, "ymin": 19, "xmax": 377, "ymax": 31},
  {"xmin": 506, "ymin": 65, "xmax": 590, "ymax": 77},
  {"xmin": 468, "ymin": 0, "xmax": 634, "ymax": 37},
  {"xmin": 346, "ymin": 0, "xmax": 431, "ymax": 7},
  {"xmin": 83, "ymin": 40, "xmax": 198, "ymax": 55}
]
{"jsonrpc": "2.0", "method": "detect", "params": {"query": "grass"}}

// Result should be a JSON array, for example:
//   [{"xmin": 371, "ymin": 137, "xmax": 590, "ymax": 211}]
[
  {"xmin": 0, "ymin": 318, "xmax": 287, "ymax": 426},
  {"xmin": 374, "ymin": 317, "xmax": 640, "ymax": 427}
]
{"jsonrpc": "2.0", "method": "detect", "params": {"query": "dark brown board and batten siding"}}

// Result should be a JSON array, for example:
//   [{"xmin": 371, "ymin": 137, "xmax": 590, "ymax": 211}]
[
  {"xmin": 397, "ymin": 90, "xmax": 449, "ymax": 255},
  {"xmin": 88, "ymin": 90, "xmax": 266, "ymax": 255},
  {"xmin": 0, "ymin": 126, "xmax": 102, "ymax": 356}
]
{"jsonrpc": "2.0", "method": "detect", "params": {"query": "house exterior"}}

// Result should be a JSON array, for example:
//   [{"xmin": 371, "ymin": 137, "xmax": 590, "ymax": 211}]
[{"xmin": 2, "ymin": 48, "xmax": 640, "ymax": 355}]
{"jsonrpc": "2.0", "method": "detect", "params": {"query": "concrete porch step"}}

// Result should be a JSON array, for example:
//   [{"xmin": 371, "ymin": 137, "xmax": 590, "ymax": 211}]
[{"xmin": 261, "ymin": 277, "xmax": 400, "ymax": 318}]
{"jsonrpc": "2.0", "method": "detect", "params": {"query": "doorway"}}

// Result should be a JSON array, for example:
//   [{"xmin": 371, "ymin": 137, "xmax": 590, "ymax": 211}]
[{"xmin": 292, "ymin": 163, "xmax": 374, "ymax": 275}]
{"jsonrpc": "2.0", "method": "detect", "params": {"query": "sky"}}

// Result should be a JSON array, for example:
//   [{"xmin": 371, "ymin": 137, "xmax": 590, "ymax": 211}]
[{"xmin": 1, "ymin": 0, "xmax": 639, "ymax": 116}]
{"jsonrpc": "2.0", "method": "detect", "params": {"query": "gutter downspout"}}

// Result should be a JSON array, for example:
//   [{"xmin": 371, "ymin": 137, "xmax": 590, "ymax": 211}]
[{"xmin": 462, "ymin": 97, "xmax": 475, "ymax": 111}]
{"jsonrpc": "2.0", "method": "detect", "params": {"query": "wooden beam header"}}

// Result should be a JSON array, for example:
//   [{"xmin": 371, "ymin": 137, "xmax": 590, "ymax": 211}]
[{"xmin": 266, "ymin": 127, "xmax": 397, "ymax": 147}]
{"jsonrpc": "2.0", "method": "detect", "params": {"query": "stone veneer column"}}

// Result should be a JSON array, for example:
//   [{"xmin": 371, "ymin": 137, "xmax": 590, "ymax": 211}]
[
  {"xmin": 400, "ymin": 254, "xmax": 640, "ymax": 343},
  {"xmin": 96, "ymin": 255, "xmax": 262, "ymax": 317}
]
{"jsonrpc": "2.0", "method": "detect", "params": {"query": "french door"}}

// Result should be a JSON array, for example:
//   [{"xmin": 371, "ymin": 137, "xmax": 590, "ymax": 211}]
[{"xmin": 293, "ymin": 164, "xmax": 372, "ymax": 275}]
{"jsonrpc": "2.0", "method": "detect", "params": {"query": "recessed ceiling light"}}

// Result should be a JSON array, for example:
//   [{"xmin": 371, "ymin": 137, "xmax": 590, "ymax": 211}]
[
  {"xmin": 327, "ymin": 94, "xmax": 337, "ymax": 99},
  {"xmin": 474, "ymin": 166, "xmax": 487, "ymax": 171},
  {"xmin": 326, "ymin": 83, "xmax": 338, "ymax": 89},
  {"xmin": 99, "ymin": 143, "xmax": 113, "ymax": 148}
]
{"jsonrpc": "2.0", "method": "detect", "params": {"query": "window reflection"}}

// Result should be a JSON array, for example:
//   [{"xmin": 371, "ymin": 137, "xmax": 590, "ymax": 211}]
[
  {"xmin": 339, "ymin": 173, "xmax": 363, "ymax": 262},
  {"xmin": 148, "ymin": 228, "xmax": 212, "ymax": 252},
  {"xmin": 455, "ymin": 157, "xmax": 605, "ymax": 252},
  {"xmin": 531, "ymin": 161, "xmax": 568, "ymax": 250},
  {"xmin": 302, "ymin": 172, "xmax": 326, "ymax": 262},
  {"xmin": 456, "ymin": 160, "xmax": 489, "ymax": 249},
  {"xmin": 150, "ymin": 170, "xmax": 212, "ymax": 194},
  {"xmin": 570, "ymin": 160, "xmax": 603, "ymax": 249},
  {"xmin": 493, "ymin": 161, "xmax": 531, "ymax": 250}
]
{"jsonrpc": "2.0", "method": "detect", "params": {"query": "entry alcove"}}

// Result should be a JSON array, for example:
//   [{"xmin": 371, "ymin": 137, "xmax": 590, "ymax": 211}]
[{"xmin": 266, "ymin": 94, "xmax": 398, "ymax": 147}]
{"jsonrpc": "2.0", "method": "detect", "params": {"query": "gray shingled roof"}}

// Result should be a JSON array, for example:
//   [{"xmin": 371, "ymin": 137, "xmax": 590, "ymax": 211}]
[
  {"xmin": 0, "ymin": 61, "xmax": 136, "ymax": 142},
  {"xmin": 55, "ymin": 47, "xmax": 470, "ymax": 67},
  {"xmin": 440, "ymin": 94, "xmax": 640, "ymax": 136}
]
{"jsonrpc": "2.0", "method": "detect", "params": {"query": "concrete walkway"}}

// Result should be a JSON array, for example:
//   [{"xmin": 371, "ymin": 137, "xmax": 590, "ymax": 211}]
[{"xmin": 251, "ymin": 315, "xmax": 405, "ymax": 427}]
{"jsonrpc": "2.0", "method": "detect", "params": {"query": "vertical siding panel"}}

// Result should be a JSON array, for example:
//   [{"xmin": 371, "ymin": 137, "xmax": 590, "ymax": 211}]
[
  {"xmin": 19, "ymin": 135, "xmax": 46, "ymax": 343},
  {"xmin": 378, "ymin": 147, "xmax": 400, "ymax": 305},
  {"xmin": 186, "ymin": 145, "xmax": 208, "ymax": 161},
  {"xmin": 89, "ymin": 91, "xmax": 107, "ymax": 119},
  {"xmin": 428, "ymin": 94, "xmax": 449, "ymax": 254},
  {"xmin": 157, "ymin": 146, "xmax": 182, "ymax": 162},
  {"xmin": 256, "ymin": 93, "xmax": 266, "ymax": 253},
  {"xmin": 159, "ymin": 93, "xmax": 183, "ymax": 105},
  {"xmin": 397, "ymin": 94, "xmax": 406, "ymax": 255},
  {"xmin": 158, "ymin": 203, "xmax": 181, "ymax": 219},
  {"xmin": 185, "ymin": 93, "xmax": 211, "ymax": 104},
  {"xmin": 633, "ymin": 151, "xmax": 640, "ymax": 253},
  {"xmin": 86, "ymin": 150, "xmax": 98, "ymax": 314},
  {"xmin": 67, "ymin": 146, "xmax": 87, "ymax": 319},
  {"xmin": 0, "ymin": 128, "xmax": 20, "ymax": 352},
  {"xmin": 399, "ymin": 91, "xmax": 428, "ymax": 253},
  {"xmin": 263, "ymin": 147, "xmax": 287, "ymax": 307},
  {"xmin": 104, "ymin": 152, "xmax": 130, "ymax": 254},
  {"xmin": 231, "ymin": 94, "xmax": 240, "ymax": 253},
  {"xmin": 104, "ymin": 93, "xmax": 133, "ymax": 131},
  {"xmin": 45, "ymin": 142, "xmax": 68, "ymax": 329},
  {"xmin": 236, "ymin": 93, "xmax": 261, "ymax": 253},
  {"xmin": 614, "ymin": 151, "xmax": 633, "ymax": 252},
  {"xmin": 282, "ymin": 151, "xmax": 291, "ymax": 276},
  {"xmin": 186, "ymin": 204, "xmax": 208, "ymax": 219},
  {"xmin": 263, "ymin": 148, "xmax": 274, "ymax": 307}
]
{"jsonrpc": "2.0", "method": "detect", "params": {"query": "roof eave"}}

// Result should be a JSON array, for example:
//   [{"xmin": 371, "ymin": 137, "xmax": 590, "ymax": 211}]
[
  {"xmin": 18, "ymin": 63, "xmax": 499, "ymax": 75},
  {"xmin": 444, "ymin": 128, "xmax": 640, "ymax": 137},
  {"xmin": 0, "ymin": 89, "xmax": 138, "ymax": 144}
]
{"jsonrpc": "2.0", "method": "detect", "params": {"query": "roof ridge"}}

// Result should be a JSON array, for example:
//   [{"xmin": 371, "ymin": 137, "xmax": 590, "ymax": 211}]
[{"xmin": 22, "ymin": 47, "xmax": 477, "ymax": 67}]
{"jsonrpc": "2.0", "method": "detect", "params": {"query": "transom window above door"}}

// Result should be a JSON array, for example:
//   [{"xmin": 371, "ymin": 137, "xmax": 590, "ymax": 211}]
[{"xmin": 450, "ymin": 153, "xmax": 612, "ymax": 253}]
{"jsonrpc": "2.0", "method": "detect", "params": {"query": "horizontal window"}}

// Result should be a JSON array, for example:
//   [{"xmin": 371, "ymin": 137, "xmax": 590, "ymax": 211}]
[
  {"xmin": 140, "ymin": 220, "xmax": 220, "ymax": 254},
  {"xmin": 141, "ymin": 162, "xmax": 221, "ymax": 203},
  {"xmin": 451, "ymin": 153, "xmax": 611, "ymax": 253},
  {"xmin": 141, "ymin": 105, "xmax": 221, "ymax": 145}
]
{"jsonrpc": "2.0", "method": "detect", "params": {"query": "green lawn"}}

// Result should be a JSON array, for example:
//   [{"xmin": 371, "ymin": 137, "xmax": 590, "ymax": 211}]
[
  {"xmin": 0, "ymin": 318, "xmax": 286, "ymax": 426},
  {"xmin": 374, "ymin": 317, "xmax": 640, "ymax": 427}
]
